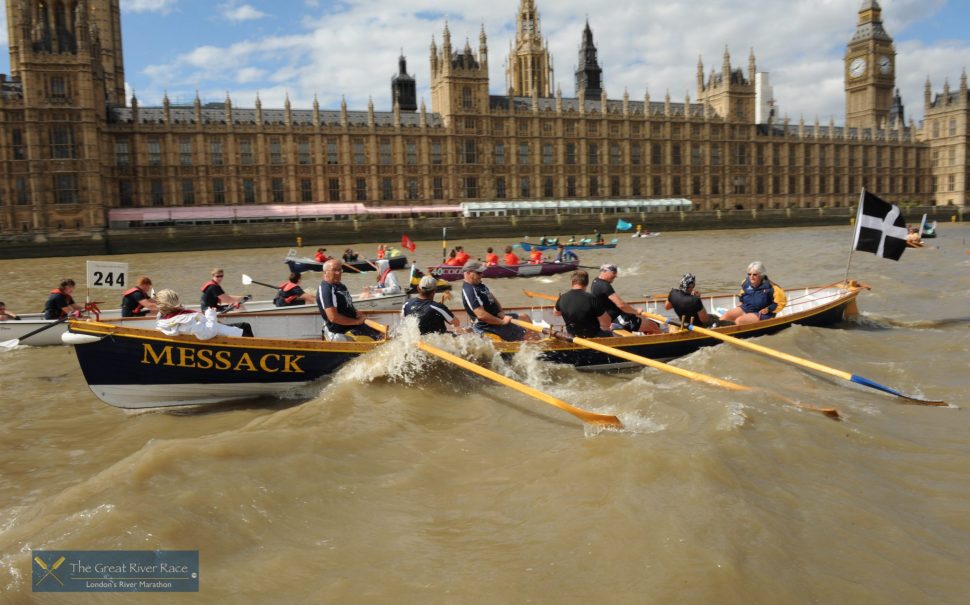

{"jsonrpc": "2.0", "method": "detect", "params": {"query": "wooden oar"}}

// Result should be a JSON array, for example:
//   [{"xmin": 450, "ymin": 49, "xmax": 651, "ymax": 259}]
[
  {"xmin": 636, "ymin": 310, "xmax": 946, "ymax": 407},
  {"xmin": 363, "ymin": 319, "xmax": 622, "ymax": 428},
  {"xmin": 0, "ymin": 315, "xmax": 72, "ymax": 350},
  {"xmin": 242, "ymin": 274, "xmax": 278, "ymax": 290},
  {"xmin": 510, "ymin": 318, "xmax": 840, "ymax": 420}
]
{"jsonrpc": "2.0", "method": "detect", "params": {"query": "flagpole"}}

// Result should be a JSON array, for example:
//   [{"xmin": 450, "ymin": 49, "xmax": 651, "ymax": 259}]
[
  {"xmin": 442, "ymin": 227, "xmax": 447, "ymax": 263},
  {"xmin": 843, "ymin": 188, "xmax": 866, "ymax": 287}
]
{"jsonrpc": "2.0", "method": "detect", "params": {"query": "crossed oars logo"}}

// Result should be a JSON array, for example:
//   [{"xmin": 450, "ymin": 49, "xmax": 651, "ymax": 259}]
[{"xmin": 34, "ymin": 555, "xmax": 65, "ymax": 586}]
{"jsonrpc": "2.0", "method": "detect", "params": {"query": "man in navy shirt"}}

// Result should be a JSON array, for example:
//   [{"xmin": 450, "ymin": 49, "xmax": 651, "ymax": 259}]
[
  {"xmin": 460, "ymin": 260, "xmax": 535, "ymax": 341},
  {"xmin": 317, "ymin": 259, "xmax": 383, "ymax": 341},
  {"xmin": 401, "ymin": 276, "xmax": 460, "ymax": 335}
]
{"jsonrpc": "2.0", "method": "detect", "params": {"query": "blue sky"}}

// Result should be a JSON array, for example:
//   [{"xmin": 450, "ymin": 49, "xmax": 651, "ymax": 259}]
[{"xmin": 1, "ymin": 0, "xmax": 967, "ymax": 124}]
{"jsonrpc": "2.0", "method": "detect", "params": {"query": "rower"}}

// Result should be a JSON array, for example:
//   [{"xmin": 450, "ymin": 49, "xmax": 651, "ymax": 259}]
[
  {"xmin": 200, "ymin": 268, "xmax": 248, "ymax": 312},
  {"xmin": 121, "ymin": 276, "xmax": 158, "ymax": 317},
  {"xmin": 590, "ymin": 264, "xmax": 661, "ymax": 335},
  {"xmin": 275, "ymin": 272, "xmax": 316, "ymax": 306},
  {"xmin": 401, "ymin": 276, "xmax": 461, "ymax": 335},
  {"xmin": 0, "ymin": 301, "xmax": 20, "ymax": 321},
  {"xmin": 316, "ymin": 259, "xmax": 384, "ymax": 342},
  {"xmin": 43, "ymin": 278, "xmax": 83, "ymax": 319}
]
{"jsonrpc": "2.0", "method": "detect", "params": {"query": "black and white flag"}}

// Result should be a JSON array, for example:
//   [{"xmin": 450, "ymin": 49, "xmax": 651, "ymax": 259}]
[{"xmin": 853, "ymin": 190, "xmax": 908, "ymax": 261}]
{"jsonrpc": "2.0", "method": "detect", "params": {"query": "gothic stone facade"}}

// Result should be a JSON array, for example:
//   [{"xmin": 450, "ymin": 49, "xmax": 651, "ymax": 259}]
[{"xmin": 0, "ymin": 0, "xmax": 966, "ymax": 238}]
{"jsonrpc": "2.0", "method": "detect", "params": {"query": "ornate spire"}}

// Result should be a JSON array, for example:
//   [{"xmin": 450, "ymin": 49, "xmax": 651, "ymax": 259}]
[{"xmin": 575, "ymin": 18, "xmax": 603, "ymax": 98}]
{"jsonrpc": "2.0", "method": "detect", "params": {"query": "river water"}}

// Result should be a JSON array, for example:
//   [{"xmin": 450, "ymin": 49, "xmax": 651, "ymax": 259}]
[{"xmin": 1, "ymin": 224, "xmax": 969, "ymax": 604}]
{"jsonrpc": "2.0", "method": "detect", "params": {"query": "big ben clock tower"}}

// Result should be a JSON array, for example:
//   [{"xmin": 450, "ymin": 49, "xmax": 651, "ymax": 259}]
[{"xmin": 845, "ymin": 0, "xmax": 896, "ymax": 129}]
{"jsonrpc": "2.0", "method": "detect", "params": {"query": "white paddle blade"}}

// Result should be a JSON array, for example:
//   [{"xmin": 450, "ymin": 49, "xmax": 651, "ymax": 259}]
[
  {"xmin": 242, "ymin": 274, "xmax": 253, "ymax": 285},
  {"xmin": 0, "ymin": 339, "xmax": 19, "ymax": 350}
]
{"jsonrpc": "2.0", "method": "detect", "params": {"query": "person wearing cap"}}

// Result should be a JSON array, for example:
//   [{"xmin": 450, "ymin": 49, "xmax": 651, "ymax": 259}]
[
  {"xmin": 316, "ymin": 259, "xmax": 384, "ymax": 341},
  {"xmin": 155, "ymin": 288, "xmax": 253, "ymax": 339},
  {"xmin": 554, "ymin": 270, "xmax": 612, "ymax": 338},
  {"xmin": 401, "ymin": 276, "xmax": 460, "ymax": 335},
  {"xmin": 590, "ymin": 264, "xmax": 661, "ymax": 335},
  {"xmin": 460, "ymin": 260, "xmax": 535, "ymax": 341},
  {"xmin": 665, "ymin": 273, "xmax": 713, "ymax": 328}
]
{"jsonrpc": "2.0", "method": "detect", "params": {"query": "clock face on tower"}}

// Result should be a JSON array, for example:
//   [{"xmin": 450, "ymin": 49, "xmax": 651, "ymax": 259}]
[
  {"xmin": 849, "ymin": 57, "xmax": 867, "ymax": 78},
  {"xmin": 878, "ymin": 55, "xmax": 892, "ymax": 75}
]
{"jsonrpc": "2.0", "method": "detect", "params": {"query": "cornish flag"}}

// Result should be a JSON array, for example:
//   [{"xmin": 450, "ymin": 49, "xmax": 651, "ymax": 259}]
[{"xmin": 853, "ymin": 190, "xmax": 908, "ymax": 261}]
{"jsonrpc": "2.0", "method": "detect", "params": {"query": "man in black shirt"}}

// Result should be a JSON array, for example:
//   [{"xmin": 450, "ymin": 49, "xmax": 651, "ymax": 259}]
[
  {"xmin": 590, "ymin": 264, "xmax": 661, "ymax": 334},
  {"xmin": 554, "ymin": 270, "xmax": 612, "ymax": 337},
  {"xmin": 665, "ymin": 273, "xmax": 713, "ymax": 327},
  {"xmin": 401, "ymin": 276, "xmax": 460, "ymax": 335}
]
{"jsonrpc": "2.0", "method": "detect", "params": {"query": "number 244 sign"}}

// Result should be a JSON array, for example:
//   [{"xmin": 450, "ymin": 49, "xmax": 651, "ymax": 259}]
[{"xmin": 86, "ymin": 261, "xmax": 130, "ymax": 290}]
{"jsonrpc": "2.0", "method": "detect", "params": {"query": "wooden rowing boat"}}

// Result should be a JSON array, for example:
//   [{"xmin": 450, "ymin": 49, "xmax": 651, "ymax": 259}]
[{"xmin": 63, "ymin": 283, "xmax": 864, "ymax": 409}]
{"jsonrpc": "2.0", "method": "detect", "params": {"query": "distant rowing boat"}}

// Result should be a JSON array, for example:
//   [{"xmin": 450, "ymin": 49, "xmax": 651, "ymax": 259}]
[
  {"xmin": 519, "ymin": 239, "xmax": 617, "ymax": 251},
  {"xmin": 428, "ymin": 260, "xmax": 579, "ymax": 281},
  {"xmin": 284, "ymin": 250, "xmax": 409, "ymax": 273},
  {"xmin": 631, "ymin": 232, "xmax": 660, "ymax": 239}
]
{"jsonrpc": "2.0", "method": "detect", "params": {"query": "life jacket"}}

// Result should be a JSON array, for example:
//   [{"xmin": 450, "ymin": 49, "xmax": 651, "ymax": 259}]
[
  {"xmin": 504, "ymin": 253, "xmax": 520, "ymax": 265},
  {"xmin": 454, "ymin": 251, "xmax": 470, "ymax": 265},
  {"xmin": 377, "ymin": 248, "xmax": 386, "ymax": 259},
  {"xmin": 485, "ymin": 253, "xmax": 499, "ymax": 266},
  {"xmin": 315, "ymin": 252, "xmax": 328, "ymax": 263},
  {"xmin": 274, "ymin": 281, "xmax": 305, "ymax": 307},
  {"xmin": 529, "ymin": 250, "xmax": 543, "ymax": 264},
  {"xmin": 199, "ymin": 280, "xmax": 225, "ymax": 311},
  {"xmin": 377, "ymin": 268, "xmax": 392, "ymax": 288},
  {"xmin": 48, "ymin": 289, "xmax": 75, "ymax": 318},
  {"xmin": 121, "ymin": 287, "xmax": 148, "ymax": 316}
]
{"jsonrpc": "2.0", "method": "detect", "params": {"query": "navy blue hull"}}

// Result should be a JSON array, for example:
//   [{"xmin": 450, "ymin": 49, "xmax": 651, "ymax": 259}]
[
  {"xmin": 73, "ymin": 334, "xmax": 356, "ymax": 386},
  {"xmin": 285, "ymin": 255, "xmax": 408, "ymax": 273}
]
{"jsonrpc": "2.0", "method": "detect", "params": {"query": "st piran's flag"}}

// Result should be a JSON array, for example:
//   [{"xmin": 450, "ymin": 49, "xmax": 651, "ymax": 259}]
[{"xmin": 853, "ymin": 190, "xmax": 908, "ymax": 261}]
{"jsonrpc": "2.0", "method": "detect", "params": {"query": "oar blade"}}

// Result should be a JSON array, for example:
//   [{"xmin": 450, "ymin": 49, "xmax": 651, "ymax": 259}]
[
  {"xmin": 850, "ymin": 374, "xmax": 947, "ymax": 406},
  {"xmin": 242, "ymin": 274, "xmax": 253, "ymax": 285}
]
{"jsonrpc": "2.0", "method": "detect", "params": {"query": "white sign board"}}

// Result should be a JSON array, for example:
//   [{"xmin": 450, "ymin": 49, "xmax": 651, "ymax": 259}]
[{"xmin": 86, "ymin": 261, "xmax": 130, "ymax": 290}]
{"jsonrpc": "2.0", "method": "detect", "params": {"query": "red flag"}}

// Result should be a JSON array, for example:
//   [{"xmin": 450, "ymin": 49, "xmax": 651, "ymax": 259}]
[{"xmin": 401, "ymin": 235, "xmax": 416, "ymax": 252}]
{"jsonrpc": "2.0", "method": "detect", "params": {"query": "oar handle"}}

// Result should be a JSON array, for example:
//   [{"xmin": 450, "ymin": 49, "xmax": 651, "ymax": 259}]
[{"xmin": 364, "ymin": 319, "xmax": 388, "ymax": 335}]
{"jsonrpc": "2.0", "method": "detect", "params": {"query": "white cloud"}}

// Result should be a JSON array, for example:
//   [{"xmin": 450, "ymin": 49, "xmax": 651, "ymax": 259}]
[
  {"xmin": 133, "ymin": 0, "xmax": 967, "ymax": 125},
  {"xmin": 123, "ymin": 0, "xmax": 178, "ymax": 14},
  {"xmin": 220, "ymin": 1, "xmax": 268, "ymax": 23}
]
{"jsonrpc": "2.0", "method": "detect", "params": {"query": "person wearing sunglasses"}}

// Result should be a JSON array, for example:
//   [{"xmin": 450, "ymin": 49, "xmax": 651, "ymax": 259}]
[
  {"xmin": 719, "ymin": 261, "xmax": 787, "ymax": 326},
  {"xmin": 200, "ymin": 268, "xmax": 249, "ymax": 312}
]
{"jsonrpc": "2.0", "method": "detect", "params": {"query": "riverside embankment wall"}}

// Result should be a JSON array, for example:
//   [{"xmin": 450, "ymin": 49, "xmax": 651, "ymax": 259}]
[{"xmin": 0, "ymin": 205, "xmax": 962, "ymax": 259}]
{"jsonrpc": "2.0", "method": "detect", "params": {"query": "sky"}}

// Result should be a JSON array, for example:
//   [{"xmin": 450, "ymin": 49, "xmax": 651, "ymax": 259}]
[{"xmin": 0, "ymin": 0, "xmax": 967, "ymax": 125}]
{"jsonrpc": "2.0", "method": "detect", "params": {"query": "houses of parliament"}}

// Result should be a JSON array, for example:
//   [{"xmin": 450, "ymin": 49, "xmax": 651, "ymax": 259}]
[{"xmin": 0, "ymin": 0, "xmax": 967, "ymax": 239}]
